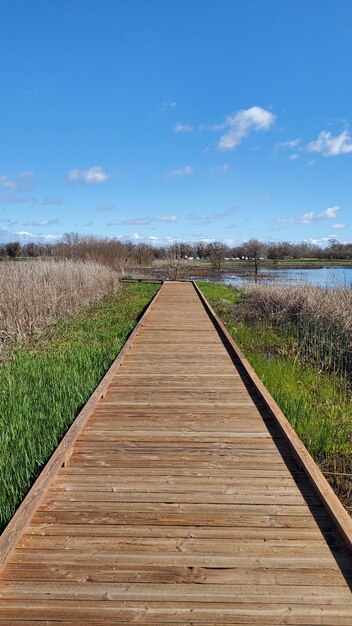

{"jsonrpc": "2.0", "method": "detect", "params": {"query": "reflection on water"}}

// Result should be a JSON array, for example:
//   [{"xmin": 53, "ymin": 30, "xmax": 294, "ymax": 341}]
[{"xmin": 223, "ymin": 266, "xmax": 352, "ymax": 289}]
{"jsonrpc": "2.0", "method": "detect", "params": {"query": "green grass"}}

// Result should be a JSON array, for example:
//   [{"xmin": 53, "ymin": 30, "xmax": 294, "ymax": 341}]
[
  {"xmin": 197, "ymin": 280, "xmax": 352, "ymax": 507},
  {"xmin": 0, "ymin": 283, "xmax": 159, "ymax": 531}
]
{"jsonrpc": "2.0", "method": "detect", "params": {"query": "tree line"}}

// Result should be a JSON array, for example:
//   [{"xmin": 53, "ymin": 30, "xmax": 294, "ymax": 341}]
[{"xmin": 1, "ymin": 235, "xmax": 352, "ymax": 270}]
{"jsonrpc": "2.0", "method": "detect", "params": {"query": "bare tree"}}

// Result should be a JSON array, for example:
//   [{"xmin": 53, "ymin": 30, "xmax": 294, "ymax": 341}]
[
  {"xmin": 242, "ymin": 239, "xmax": 266, "ymax": 276},
  {"xmin": 162, "ymin": 246, "xmax": 188, "ymax": 281},
  {"xmin": 267, "ymin": 241, "xmax": 292, "ymax": 261},
  {"xmin": 207, "ymin": 241, "xmax": 228, "ymax": 272}
]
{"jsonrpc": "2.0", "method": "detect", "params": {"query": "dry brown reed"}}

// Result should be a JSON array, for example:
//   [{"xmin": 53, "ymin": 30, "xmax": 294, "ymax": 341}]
[
  {"xmin": 239, "ymin": 283, "xmax": 352, "ymax": 378},
  {"xmin": 0, "ymin": 259, "xmax": 120, "ymax": 351},
  {"xmin": 242, "ymin": 283, "xmax": 352, "ymax": 332}
]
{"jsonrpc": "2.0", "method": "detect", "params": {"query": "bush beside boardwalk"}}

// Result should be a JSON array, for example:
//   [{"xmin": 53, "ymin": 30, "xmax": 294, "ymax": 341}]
[
  {"xmin": 198, "ymin": 280, "xmax": 352, "ymax": 512},
  {"xmin": 0, "ymin": 282, "xmax": 159, "ymax": 532}
]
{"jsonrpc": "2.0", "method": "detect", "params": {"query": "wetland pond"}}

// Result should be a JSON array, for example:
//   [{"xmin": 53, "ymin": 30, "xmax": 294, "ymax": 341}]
[{"xmin": 221, "ymin": 266, "xmax": 352, "ymax": 289}]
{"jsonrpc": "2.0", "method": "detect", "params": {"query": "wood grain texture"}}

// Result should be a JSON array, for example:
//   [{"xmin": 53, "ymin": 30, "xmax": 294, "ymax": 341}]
[{"xmin": 0, "ymin": 281, "xmax": 351, "ymax": 624}]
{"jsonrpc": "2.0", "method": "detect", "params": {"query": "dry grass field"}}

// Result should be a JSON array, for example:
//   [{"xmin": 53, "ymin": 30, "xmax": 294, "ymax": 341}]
[{"xmin": 0, "ymin": 259, "xmax": 120, "ymax": 355}]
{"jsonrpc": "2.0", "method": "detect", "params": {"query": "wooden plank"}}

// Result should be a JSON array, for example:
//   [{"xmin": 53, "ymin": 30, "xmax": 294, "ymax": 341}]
[
  {"xmin": 1, "ymin": 600, "xmax": 352, "ymax": 625},
  {"xmin": 1, "ymin": 581, "xmax": 352, "ymax": 602},
  {"xmin": 3, "ymin": 563, "xmax": 348, "ymax": 587},
  {"xmin": 31, "ymin": 510, "xmax": 334, "ymax": 529},
  {"xmin": 23, "ymin": 523, "xmax": 338, "ymax": 541}
]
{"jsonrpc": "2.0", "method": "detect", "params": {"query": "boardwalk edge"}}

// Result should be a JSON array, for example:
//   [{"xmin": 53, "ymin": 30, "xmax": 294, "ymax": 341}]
[
  {"xmin": 0, "ymin": 282, "xmax": 164, "ymax": 574},
  {"xmin": 193, "ymin": 280, "xmax": 352, "ymax": 552}
]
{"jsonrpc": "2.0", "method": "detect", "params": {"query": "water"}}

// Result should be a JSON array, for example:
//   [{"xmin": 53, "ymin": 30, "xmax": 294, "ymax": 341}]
[{"xmin": 222, "ymin": 266, "xmax": 352, "ymax": 289}]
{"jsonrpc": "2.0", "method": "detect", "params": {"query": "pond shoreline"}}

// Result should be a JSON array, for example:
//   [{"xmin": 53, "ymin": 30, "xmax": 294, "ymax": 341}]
[{"xmin": 128, "ymin": 263, "xmax": 352, "ymax": 289}]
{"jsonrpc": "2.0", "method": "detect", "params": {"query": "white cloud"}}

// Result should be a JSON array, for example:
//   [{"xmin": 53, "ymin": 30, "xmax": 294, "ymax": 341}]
[
  {"xmin": 40, "ymin": 233, "xmax": 60, "ymax": 241},
  {"xmin": 197, "ymin": 236, "xmax": 216, "ymax": 243},
  {"xmin": 0, "ymin": 227, "xmax": 60, "ymax": 243},
  {"xmin": 300, "ymin": 206, "xmax": 339, "ymax": 223},
  {"xmin": 0, "ymin": 193, "xmax": 37, "ymax": 203},
  {"xmin": 277, "ymin": 217, "xmax": 295, "ymax": 225},
  {"xmin": 149, "ymin": 235, "xmax": 160, "ymax": 241},
  {"xmin": 310, "ymin": 237, "xmax": 336, "ymax": 245},
  {"xmin": 278, "ymin": 206, "xmax": 340, "ymax": 226},
  {"xmin": 288, "ymin": 153, "xmax": 300, "ymax": 160},
  {"xmin": 168, "ymin": 165, "xmax": 193, "ymax": 177},
  {"xmin": 23, "ymin": 219, "xmax": 60, "ymax": 226},
  {"xmin": 158, "ymin": 215, "xmax": 178, "ymax": 222},
  {"xmin": 218, "ymin": 106, "xmax": 276, "ymax": 151},
  {"xmin": 16, "ymin": 231, "xmax": 33, "ymax": 237},
  {"xmin": 131, "ymin": 232, "xmax": 143, "ymax": 240},
  {"xmin": 275, "ymin": 138, "xmax": 301, "ymax": 151},
  {"xmin": 173, "ymin": 123, "xmax": 193, "ymax": 133},
  {"xmin": 122, "ymin": 218, "xmax": 152, "ymax": 225},
  {"xmin": 0, "ymin": 171, "xmax": 34, "ymax": 190},
  {"xmin": 68, "ymin": 165, "xmax": 110, "ymax": 184},
  {"xmin": 332, "ymin": 223, "xmax": 346, "ymax": 229},
  {"xmin": 307, "ymin": 130, "xmax": 352, "ymax": 157},
  {"xmin": 161, "ymin": 100, "xmax": 177, "ymax": 111},
  {"xmin": 18, "ymin": 171, "xmax": 34, "ymax": 179},
  {"xmin": 107, "ymin": 215, "xmax": 178, "ymax": 226}
]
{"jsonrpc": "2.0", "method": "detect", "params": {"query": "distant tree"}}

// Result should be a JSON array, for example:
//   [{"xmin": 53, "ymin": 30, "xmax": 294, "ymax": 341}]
[
  {"xmin": 5, "ymin": 241, "xmax": 21, "ymax": 258},
  {"xmin": 195, "ymin": 242, "xmax": 207, "ymax": 259},
  {"xmin": 292, "ymin": 241, "xmax": 321, "ymax": 259},
  {"xmin": 207, "ymin": 241, "xmax": 228, "ymax": 272},
  {"xmin": 267, "ymin": 241, "xmax": 292, "ymax": 261},
  {"xmin": 23, "ymin": 242, "xmax": 41, "ymax": 257},
  {"xmin": 133, "ymin": 244, "xmax": 155, "ymax": 266},
  {"xmin": 179, "ymin": 242, "xmax": 195, "ymax": 258},
  {"xmin": 327, "ymin": 238, "xmax": 345, "ymax": 260},
  {"xmin": 231, "ymin": 244, "xmax": 245, "ymax": 259},
  {"xmin": 62, "ymin": 232, "xmax": 81, "ymax": 246},
  {"xmin": 242, "ymin": 239, "xmax": 266, "ymax": 276}
]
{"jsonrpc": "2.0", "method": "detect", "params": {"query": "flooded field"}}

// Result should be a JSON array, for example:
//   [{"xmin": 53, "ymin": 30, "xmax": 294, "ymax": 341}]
[{"xmin": 222, "ymin": 266, "xmax": 352, "ymax": 289}]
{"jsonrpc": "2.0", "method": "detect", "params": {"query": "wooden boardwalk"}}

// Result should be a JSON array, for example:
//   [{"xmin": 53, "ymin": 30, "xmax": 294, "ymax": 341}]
[{"xmin": 0, "ymin": 281, "xmax": 351, "ymax": 624}]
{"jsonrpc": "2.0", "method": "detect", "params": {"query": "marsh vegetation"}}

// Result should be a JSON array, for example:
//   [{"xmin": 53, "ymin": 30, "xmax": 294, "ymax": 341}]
[{"xmin": 0, "ymin": 259, "xmax": 120, "ymax": 357}]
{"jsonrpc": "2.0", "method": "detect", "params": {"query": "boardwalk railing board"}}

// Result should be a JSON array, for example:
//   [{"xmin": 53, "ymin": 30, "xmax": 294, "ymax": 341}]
[
  {"xmin": 0, "ymin": 283, "xmax": 163, "ymax": 573},
  {"xmin": 193, "ymin": 280, "xmax": 352, "ymax": 552}
]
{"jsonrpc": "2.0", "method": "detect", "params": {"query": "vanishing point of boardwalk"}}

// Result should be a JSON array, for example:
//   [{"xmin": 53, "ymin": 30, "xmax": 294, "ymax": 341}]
[{"xmin": 0, "ymin": 281, "xmax": 351, "ymax": 623}]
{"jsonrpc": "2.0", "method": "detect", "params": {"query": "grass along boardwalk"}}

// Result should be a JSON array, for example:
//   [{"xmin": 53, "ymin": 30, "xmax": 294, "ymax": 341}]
[{"xmin": 0, "ymin": 281, "xmax": 351, "ymax": 624}]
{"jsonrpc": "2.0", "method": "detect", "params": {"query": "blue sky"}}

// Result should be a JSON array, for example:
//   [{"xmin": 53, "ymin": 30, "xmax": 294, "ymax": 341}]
[{"xmin": 1, "ymin": 0, "xmax": 351, "ymax": 246}]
